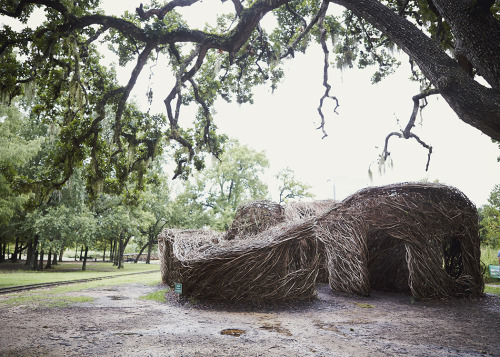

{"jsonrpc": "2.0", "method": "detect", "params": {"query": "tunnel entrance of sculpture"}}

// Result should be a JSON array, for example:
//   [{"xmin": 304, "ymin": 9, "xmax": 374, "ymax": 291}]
[{"xmin": 367, "ymin": 230, "xmax": 411, "ymax": 293}]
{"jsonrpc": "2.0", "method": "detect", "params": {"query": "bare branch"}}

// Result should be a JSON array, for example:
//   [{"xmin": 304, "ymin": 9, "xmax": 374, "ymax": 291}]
[
  {"xmin": 381, "ymin": 89, "xmax": 438, "ymax": 171},
  {"xmin": 402, "ymin": 88, "xmax": 439, "ymax": 138},
  {"xmin": 114, "ymin": 42, "xmax": 156, "ymax": 146},
  {"xmin": 381, "ymin": 131, "xmax": 432, "ymax": 170},
  {"xmin": 188, "ymin": 78, "xmax": 216, "ymax": 156},
  {"xmin": 163, "ymin": 44, "xmax": 206, "ymax": 175},
  {"xmin": 316, "ymin": 1, "xmax": 338, "ymax": 139}
]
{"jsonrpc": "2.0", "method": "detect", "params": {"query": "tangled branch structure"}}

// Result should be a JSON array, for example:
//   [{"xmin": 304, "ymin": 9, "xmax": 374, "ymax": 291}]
[{"xmin": 158, "ymin": 182, "xmax": 484, "ymax": 302}]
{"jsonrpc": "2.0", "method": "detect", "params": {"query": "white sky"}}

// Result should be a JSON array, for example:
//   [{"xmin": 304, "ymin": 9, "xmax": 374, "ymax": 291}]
[
  {"xmin": 3, "ymin": 0, "xmax": 499, "ymax": 206},
  {"xmin": 212, "ymin": 47, "xmax": 500, "ymax": 207}
]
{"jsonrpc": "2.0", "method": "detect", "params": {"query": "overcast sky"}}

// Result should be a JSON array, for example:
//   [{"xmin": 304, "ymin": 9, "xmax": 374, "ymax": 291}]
[
  {"xmin": 212, "ymin": 47, "xmax": 500, "ymax": 206},
  {"xmin": 116, "ymin": 1, "xmax": 500, "ymax": 206},
  {"xmin": 3, "ymin": 1, "xmax": 499, "ymax": 206}
]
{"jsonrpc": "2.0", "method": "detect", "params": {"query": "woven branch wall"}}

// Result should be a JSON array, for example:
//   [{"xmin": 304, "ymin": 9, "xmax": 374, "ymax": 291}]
[{"xmin": 158, "ymin": 183, "xmax": 484, "ymax": 302}]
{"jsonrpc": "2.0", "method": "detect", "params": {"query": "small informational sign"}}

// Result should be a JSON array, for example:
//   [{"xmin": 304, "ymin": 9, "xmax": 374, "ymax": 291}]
[
  {"xmin": 489, "ymin": 265, "xmax": 500, "ymax": 279},
  {"xmin": 174, "ymin": 283, "xmax": 183, "ymax": 294}
]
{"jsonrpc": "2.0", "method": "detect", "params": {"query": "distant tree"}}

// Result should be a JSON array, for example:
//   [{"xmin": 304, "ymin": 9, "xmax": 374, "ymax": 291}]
[
  {"xmin": 196, "ymin": 140, "xmax": 269, "ymax": 230},
  {"xmin": 479, "ymin": 184, "xmax": 500, "ymax": 248},
  {"xmin": 134, "ymin": 168, "xmax": 170, "ymax": 263},
  {"xmin": 97, "ymin": 192, "xmax": 154, "ymax": 268},
  {"xmin": 275, "ymin": 167, "xmax": 314, "ymax": 204},
  {"xmin": 167, "ymin": 182, "xmax": 212, "ymax": 229},
  {"xmin": 0, "ymin": 103, "xmax": 43, "ymax": 261},
  {"xmin": 27, "ymin": 168, "xmax": 98, "ymax": 270}
]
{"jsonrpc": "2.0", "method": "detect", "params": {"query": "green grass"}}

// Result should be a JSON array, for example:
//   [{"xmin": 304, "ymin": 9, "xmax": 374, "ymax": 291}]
[
  {"xmin": 485, "ymin": 284, "xmax": 500, "ymax": 296},
  {"xmin": 0, "ymin": 271, "xmax": 163, "ymax": 308},
  {"xmin": 140, "ymin": 288, "xmax": 170, "ymax": 303},
  {"xmin": 1, "ymin": 293, "xmax": 95, "ymax": 308},
  {"xmin": 481, "ymin": 246, "xmax": 499, "ymax": 266},
  {"xmin": 0, "ymin": 261, "xmax": 160, "ymax": 288}
]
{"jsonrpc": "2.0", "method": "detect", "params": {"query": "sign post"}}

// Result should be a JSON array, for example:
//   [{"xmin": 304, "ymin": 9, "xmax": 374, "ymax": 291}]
[{"xmin": 174, "ymin": 283, "xmax": 182, "ymax": 302}]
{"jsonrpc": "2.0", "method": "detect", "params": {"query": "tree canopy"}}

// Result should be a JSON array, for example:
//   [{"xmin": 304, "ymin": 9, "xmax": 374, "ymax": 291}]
[
  {"xmin": 1, "ymin": 0, "xmax": 499, "ymax": 194},
  {"xmin": 479, "ymin": 184, "xmax": 500, "ymax": 248}
]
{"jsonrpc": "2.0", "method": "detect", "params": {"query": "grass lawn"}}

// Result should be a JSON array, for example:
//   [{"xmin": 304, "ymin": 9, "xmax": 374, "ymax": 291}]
[
  {"xmin": 485, "ymin": 284, "xmax": 500, "ymax": 295},
  {"xmin": 0, "ymin": 261, "xmax": 160, "ymax": 288},
  {"xmin": 0, "ymin": 270, "xmax": 163, "ymax": 308}
]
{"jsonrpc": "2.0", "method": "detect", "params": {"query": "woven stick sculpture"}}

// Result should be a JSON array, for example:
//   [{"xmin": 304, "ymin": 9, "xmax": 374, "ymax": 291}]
[{"xmin": 158, "ymin": 183, "xmax": 484, "ymax": 302}]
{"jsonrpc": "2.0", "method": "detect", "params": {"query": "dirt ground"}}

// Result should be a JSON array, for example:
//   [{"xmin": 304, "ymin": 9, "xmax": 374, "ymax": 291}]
[{"xmin": 0, "ymin": 282, "xmax": 499, "ymax": 357}]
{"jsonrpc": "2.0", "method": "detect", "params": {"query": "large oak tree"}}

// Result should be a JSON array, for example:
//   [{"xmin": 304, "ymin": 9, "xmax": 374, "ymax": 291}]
[{"xmin": 1, "ymin": 0, "xmax": 499, "ymax": 192}]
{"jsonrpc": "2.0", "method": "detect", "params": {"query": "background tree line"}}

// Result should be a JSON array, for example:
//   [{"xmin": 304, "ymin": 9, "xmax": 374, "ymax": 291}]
[{"xmin": 0, "ymin": 101, "xmax": 313, "ymax": 269}]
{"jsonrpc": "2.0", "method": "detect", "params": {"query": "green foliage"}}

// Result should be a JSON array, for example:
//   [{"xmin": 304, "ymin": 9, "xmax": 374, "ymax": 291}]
[
  {"xmin": 0, "ymin": 103, "xmax": 42, "ymax": 221},
  {"xmin": 275, "ymin": 167, "xmax": 314, "ymax": 203},
  {"xmin": 481, "ymin": 245, "xmax": 499, "ymax": 267},
  {"xmin": 479, "ymin": 185, "xmax": 500, "ymax": 248},
  {"xmin": 202, "ymin": 140, "xmax": 269, "ymax": 230},
  {"xmin": 171, "ymin": 140, "xmax": 270, "ymax": 230},
  {"xmin": 332, "ymin": 10, "xmax": 400, "ymax": 83},
  {"xmin": 1, "ymin": 0, "xmax": 498, "ymax": 192}
]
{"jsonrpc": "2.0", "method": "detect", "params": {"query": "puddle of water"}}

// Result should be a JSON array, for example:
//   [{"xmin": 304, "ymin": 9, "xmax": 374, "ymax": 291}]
[
  {"xmin": 109, "ymin": 296, "xmax": 128, "ymax": 300},
  {"xmin": 220, "ymin": 329, "xmax": 245, "ymax": 337}
]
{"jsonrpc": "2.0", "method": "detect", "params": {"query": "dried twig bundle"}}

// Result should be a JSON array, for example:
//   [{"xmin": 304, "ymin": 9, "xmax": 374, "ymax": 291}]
[{"xmin": 159, "ymin": 183, "xmax": 483, "ymax": 302}]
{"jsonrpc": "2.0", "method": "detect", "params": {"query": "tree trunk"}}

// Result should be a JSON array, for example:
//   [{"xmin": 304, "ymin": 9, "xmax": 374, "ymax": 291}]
[
  {"xmin": 10, "ymin": 237, "xmax": 19, "ymax": 263},
  {"xmin": 102, "ymin": 242, "xmax": 107, "ymax": 262},
  {"xmin": 134, "ymin": 242, "xmax": 149, "ymax": 263},
  {"xmin": 27, "ymin": 235, "xmax": 39, "ymax": 270},
  {"xmin": 45, "ymin": 248, "xmax": 52, "ymax": 269},
  {"xmin": 0, "ymin": 241, "xmax": 5, "ymax": 263},
  {"xmin": 25, "ymin": 242, "xmax": 32, "ymax": 266},
  {"xmin": 33, "ymin": 246, "xmax": 38, "ymax": 270},
  {"xmin": 113, "ymin": 237, "xmax": 118, "ymax": 262},
  {"xmin": 82, "ymin": 246, "xmax": 89, "ymax": 271},
  {"xmin": 146, "ymin": 238, "xmax": 153, "ymax": 264},
  {"xmin": 79, "ymin": 245, "xmax": 84, "ymax": 261},
  {"xmin": 432, "ymin": 0, "xmax": 500, "ymax": 89},
  {"xmin": 117, "ymin": 234, "xmax": 124, "ymax": 269},
  {"xmin": 38, "ymin": 248, "xmax": 44, "ymax": 271},
  {"xmin": 112, "ymin": 237, "xmax": 118, "ymax": 266},
  {"xmin": 52, "ymin": 252, "xmax": 58, "ymax": 265},
  {"xmin": 59, "ymin": 247, "xmax": 64, "ymax": 262},
  {"xmin": 18, "ymin": 243, "xmax": 24, "ymax": 261}
]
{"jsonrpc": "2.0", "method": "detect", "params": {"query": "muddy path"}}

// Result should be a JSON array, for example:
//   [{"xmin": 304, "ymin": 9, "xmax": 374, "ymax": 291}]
[{"xmin": 0, "ymin": 283, "xmax": 499, "ymax": 356}]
